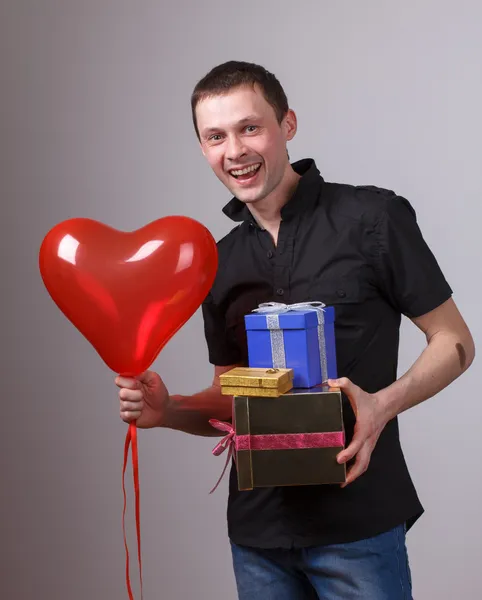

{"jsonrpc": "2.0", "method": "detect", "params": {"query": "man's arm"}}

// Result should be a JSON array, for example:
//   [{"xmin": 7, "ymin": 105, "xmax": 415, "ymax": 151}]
[
  {"xmin": 161, "ymin": 365, "xmax": 238, "ymax": 437},
  {"xmin": 376, "ymin": 297, "xmax": 475, "ymax": 421},
  {"xmin": 331, "ymin": 298, "xmax": 475, "ymax": 485}
]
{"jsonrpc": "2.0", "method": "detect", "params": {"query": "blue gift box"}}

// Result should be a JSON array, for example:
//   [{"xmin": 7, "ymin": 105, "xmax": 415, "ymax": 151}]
[{"xmin": 244, "ymin": 303, "xmax": 338, "ymax": 388}]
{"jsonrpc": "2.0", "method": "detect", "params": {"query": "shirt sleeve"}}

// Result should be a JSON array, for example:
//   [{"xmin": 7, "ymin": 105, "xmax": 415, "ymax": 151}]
[
  {"xmin": 201, "ymin": 291, "xmax": 243, "ymax": 366},
  {"xmin": 369, "ymin": 195, "xmax": 453, "ymax": 318}
]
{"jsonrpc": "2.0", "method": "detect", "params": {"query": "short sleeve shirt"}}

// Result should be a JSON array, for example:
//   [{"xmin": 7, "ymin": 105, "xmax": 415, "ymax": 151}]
[{"xmin": 202, "ymin": 158, "xmax": 453, "ymax": 548}]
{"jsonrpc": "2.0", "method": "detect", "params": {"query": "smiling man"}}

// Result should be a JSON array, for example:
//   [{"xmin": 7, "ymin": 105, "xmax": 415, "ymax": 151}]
[
  {"xmin": 116, "ymin": 61, "xmax": 475, "ymax": 599},
  {"xmin": 194, "ymin": 81, "xmax": 300, "ymax": 224}
]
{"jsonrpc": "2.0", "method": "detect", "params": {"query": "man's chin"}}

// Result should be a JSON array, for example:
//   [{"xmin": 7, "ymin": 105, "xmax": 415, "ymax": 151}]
[
  {"xmin": 222, "ymin": 176, "xmax": 264, "ymax": 203},
  {"xmin": 236, "ymin": 196, "xmax": 259, "ymax": 205},
  {"xmin": 232, "ymin": 187, "xmax": 265, "ymax": 204}
]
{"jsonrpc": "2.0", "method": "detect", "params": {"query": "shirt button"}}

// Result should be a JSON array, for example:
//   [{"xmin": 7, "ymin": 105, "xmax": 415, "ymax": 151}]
[
  {"xmin": 276, "ymin": 288, "xmax": 284, "ymax": 296},
  {"xmin": 337, "ymin": 289, "xmax": 346, "ymax": 298},
  {"xmin": 267, "ymin": 250, "xmax": 274, "ymax": 259}
]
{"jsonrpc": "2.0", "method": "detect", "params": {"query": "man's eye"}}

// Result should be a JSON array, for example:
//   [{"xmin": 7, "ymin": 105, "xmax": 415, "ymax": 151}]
[
  {"xmin": 209, "ymin": 134, "xmax": 223, "ymax": 142},
  {"xmin": 245, "ymin": 126, "xmax": 258, "ymax": 133}
]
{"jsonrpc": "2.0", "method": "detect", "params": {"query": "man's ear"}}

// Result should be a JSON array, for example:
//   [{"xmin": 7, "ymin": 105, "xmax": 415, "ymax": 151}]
[{"xmin": 283, "ymin": 109, "xmax": 298, "ymax": 142}]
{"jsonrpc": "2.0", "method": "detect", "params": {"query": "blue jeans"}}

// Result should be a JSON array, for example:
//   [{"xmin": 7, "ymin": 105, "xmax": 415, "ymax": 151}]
[{"xmin": 230, "ymin": 525, "xmax": 412, "ymax": 599}]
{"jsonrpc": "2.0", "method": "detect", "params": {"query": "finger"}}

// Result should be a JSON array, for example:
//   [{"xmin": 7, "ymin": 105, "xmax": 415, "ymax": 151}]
[
  {"xmin": 120, "ymin": 400, "xmax": 144, "ymax": 412},
  {"xmin": 119, "ymin": 388, "xmax": 143, "ymax": 402},
  {"xmin": 337, "ymin": 431, "xmax": 366, "ymax": 464},
  {"xmin": 328, "ymin": 377, "xmax": 359, "ymax": 396},
  {"xmin": 120, "ymin": 409, "xmax": 141, "ymax": 423},
  {"xmin": 341, "ymin": 443, "xmax": 372, "ymax": 487},
  {"xmin": 115, "ymin": 376, "xmax": 138, "ymax": 390}
]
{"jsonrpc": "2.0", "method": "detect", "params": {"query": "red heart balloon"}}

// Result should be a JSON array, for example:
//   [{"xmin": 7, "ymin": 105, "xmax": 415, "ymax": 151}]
[{"xmin": 39, "ymin": 216, "xmax": 218, "ymax": 376}]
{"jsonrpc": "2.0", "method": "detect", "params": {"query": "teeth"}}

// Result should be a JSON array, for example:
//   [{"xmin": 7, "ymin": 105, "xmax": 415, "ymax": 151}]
[{"xmin": 231, "ymin": 163, "xmax": 261, "ymax": 177}]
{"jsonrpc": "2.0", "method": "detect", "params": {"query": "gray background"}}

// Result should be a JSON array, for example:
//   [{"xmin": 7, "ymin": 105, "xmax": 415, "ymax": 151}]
[{"xmin": 1, "ymin": 1, "xmax": 481, "ymax": 598}]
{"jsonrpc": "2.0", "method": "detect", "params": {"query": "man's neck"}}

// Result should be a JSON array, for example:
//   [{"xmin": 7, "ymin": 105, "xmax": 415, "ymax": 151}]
[{"xmin": 247, "ymin": 164, "xmax": 301, "ymax": 245}]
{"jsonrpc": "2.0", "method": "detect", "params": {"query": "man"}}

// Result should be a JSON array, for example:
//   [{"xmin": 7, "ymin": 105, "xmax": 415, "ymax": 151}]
[{"xmin": 116, "ymin": 61, "xmax": 475, "ymax": 599}]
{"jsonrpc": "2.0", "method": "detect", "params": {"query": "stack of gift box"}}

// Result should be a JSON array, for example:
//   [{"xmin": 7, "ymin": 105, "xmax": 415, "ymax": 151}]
[{"xmin": 210, "ymin": 302, "xmax": 347, "ymax": 491}]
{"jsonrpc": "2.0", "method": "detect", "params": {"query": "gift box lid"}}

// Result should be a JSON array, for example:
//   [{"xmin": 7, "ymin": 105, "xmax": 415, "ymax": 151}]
[
  {"xmin": 283, "ymin": 384, "xmax": 341, "ymax": 395},
  {"xmin": 235, "ymin": 387, "xmax": 344, "ymax": 435},
  {"xmin": 245, "ymin": 306, "xmax": 334, "ymax": 331},
  {"xmin": 219, "ymin": 367, "xmax": 294, "ymax": 389}
]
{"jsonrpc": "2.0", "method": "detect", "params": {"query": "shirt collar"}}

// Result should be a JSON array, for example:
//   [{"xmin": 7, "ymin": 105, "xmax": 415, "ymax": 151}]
[{"xmin": 222, "ymin": 158, "xmax": 323, "ymax": 226}]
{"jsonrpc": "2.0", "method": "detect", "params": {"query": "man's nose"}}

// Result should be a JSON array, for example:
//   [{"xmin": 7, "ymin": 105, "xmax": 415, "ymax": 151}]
[{"xmin": 226, "ymin": 135, "xmax": 247, "ymax": 162}]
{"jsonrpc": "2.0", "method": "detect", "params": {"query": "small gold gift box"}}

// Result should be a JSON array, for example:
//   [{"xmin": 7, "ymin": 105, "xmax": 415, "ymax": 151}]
[{"xmin": 219, "ymin": 367, "xmax": 294, "ymax": 397}]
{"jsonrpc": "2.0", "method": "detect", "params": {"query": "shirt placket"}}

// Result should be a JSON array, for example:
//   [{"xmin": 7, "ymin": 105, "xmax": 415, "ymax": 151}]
[{"xmin": 271, "ymin": 218, "xmax": 296, "ymax": 303}]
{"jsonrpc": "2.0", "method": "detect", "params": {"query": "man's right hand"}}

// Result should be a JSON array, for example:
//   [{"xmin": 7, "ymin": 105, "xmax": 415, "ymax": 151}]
[{"xmin": 116, "ymin": 370, "xmax": 169, "ymax": 429}]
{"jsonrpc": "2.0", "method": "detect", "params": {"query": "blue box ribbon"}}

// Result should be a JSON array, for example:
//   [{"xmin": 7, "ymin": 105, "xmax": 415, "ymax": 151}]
[{"xmin": 252, "ymin": 301, "xmax": 329, "ymax": 383}]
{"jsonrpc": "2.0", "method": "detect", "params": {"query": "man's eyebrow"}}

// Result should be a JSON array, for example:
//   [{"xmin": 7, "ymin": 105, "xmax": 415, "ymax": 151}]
[
  {"xmin": 237, "ymin": 115, "xmax": 261, "ymax": 124},
  {"xmin": 201, "ymin": 115, "xmax": 261, "ymax": 136}
]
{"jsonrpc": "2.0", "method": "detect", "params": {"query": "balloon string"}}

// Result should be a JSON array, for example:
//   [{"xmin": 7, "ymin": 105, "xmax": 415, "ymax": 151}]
[
  {"xmin": 131, "ymin": 423, "xmax": 143, "ymax": 599},
  {"xmin": 122, "ymin": 426, "xmax": 134, "ymax": 600},
  {"xmin": 122, "ymin": 423, "xmax": 143, "ymax": 599}
]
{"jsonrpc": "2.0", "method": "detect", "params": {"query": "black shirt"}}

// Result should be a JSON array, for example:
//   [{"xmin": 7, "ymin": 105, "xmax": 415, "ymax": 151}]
[{"xmin": 202, "ymin": 158, "xmax": 452, "ymax": 549}]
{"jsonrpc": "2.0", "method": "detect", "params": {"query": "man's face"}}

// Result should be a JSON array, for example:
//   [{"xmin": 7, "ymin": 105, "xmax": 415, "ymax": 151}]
[{"xmin": 195, "ymin": 84, "xmax": 296, "ymax": 204}]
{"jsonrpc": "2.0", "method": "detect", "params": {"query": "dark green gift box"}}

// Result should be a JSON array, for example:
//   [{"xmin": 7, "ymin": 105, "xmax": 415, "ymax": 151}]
[{"xmin": 210, "ymin": 387, "xmax": 346, "ymax": 491}]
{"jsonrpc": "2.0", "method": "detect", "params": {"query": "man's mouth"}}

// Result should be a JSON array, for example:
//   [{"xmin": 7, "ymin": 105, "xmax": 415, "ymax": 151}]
[{"xmin": 229, "ymin": 163, "xmax": 262, "ymax": 181}]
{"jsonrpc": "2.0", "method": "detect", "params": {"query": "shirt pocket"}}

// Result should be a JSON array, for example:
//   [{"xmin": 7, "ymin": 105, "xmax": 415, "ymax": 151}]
[
  {"xmin": 308, "ymin": 276, "xmax": 370, "ymax": 311},
  {"xmin": 307, "ymin": 276, "xmax": 377, "ymax": 372}
]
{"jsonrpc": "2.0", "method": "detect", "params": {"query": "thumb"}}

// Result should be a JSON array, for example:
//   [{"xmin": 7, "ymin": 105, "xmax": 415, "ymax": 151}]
[
  {"xmin": 136, "ymin": 370, "xmax": 165, "ymax": 391},
  {"xmin": 328, "ymin": 377, "xmax": 361, "ymax": 416},
  {"xmin": 328, "ymin": 377, "xmax": 356, "ymax": 394},
  {"xmin": 135, "ymin": 370, "xmax": 153, "ymax": 384}
]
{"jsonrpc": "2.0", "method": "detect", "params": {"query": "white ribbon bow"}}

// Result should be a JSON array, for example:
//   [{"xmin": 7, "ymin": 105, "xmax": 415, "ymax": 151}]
[{"xmin": 252, "ymin": 301, "xmax": 326, "ymax": 314}]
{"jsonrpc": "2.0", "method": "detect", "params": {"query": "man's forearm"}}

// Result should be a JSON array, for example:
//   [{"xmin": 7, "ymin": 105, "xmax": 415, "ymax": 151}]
[
  {"xmin": 160, "ymin": 385, "xmax": 232, "ymax": 437},
  {"xmin": 377, "ymin": 330, "xmax": 475, "ymax": 423}
]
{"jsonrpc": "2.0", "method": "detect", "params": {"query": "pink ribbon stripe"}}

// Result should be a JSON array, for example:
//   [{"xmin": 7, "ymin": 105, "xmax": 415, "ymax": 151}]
[
  {"xmin": 236, "ymin": 431, "xmax": 344, "ymax": 450},
  {"xmin": 208, "ymin": 419, "xmax": 344, "ymax": 494}
]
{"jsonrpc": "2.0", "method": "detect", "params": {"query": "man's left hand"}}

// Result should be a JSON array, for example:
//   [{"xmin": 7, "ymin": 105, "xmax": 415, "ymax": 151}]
[{"xmin": 327, "ymin": 377, "xmax": 389, "ymax": 487}]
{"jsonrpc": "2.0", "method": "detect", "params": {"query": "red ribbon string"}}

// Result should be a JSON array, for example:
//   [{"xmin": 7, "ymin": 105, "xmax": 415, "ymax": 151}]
[{"xmin": 122, "ymin": 422, "xmax": 143, "ymax": 600}]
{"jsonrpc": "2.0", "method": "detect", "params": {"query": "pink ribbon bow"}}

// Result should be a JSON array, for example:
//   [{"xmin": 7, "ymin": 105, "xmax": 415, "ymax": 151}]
[{"xmin": 208, "ymin": 419, "xmax": 237, "ymax": 494}]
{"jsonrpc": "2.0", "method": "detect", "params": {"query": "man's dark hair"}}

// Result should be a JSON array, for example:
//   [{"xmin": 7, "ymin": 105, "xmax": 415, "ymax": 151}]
[{"xmin": 191, "ymin": 61, "xmax": 289, "ymax": 139}]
